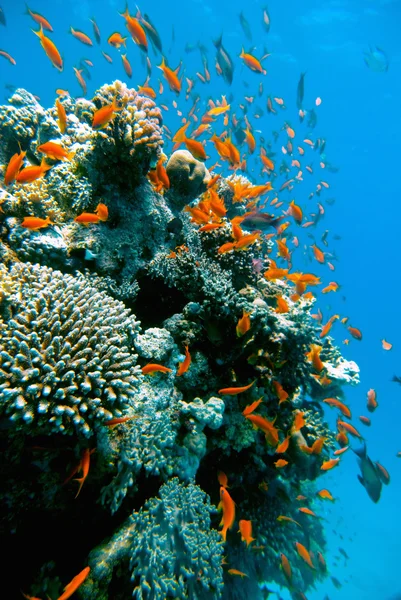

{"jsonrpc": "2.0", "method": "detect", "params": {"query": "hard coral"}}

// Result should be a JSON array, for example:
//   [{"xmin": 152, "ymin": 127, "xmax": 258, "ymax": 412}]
[
  {"xmin": 166, "ymin": 149, "xmax": 211, "ymax": 204},
  {"xmin": 0, "ymin": 262, "xmax": 141, "ymax": 438}
]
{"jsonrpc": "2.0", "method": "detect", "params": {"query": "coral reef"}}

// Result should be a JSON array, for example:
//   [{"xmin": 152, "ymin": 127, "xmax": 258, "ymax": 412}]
[{"xmin": 0, "ymin": 83, "xmax": 359, "ymax": 600}]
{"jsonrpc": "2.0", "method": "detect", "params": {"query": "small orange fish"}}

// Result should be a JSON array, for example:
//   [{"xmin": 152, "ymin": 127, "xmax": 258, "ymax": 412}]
[
  {"xmin": 227, "ymin": 569, "xmax": 248, "ymax": 578},
  {"xmin": 73, "ymin": 67, "xmax": 87, "ymax": 96},
  {"xmin": 242, "ymin": 398, "xmax": 263, "ymax": 416},
  {"xmin": 276, "ymin": 435, "xmax": 290, "ymax": 454},
  {"xmin": 236, "ymin": 310, "xmax": 251, "ymax": 337},
  {"xmin": 334, "ymin": 446, "xmax": 349, "ymax": 456},
  {"xmin": 92, "ymin": 98, "xmax": 122, "ymax": 129},
  {"xmin": 219, "ymin": 381, "xmax": 255, "ymax": 395},
  {"xmin": 108, "ymin": 31, "xmax": 127, "ymax": 48},
  {"xmin": 274, "ymin": 458, "xmax": 288, "ymax": 468},
  {"xmin": 275, "ymin": 296, "xmax": 289, "ymax": 314},
  {"xmin": 141, "ymin": 363, "xmax": 172, "ymax": 375},
  {"xmin": 33, "ymin": 25, "xmax": 63, "ymax": 71},
  {"xmin": 37, "ymin": 141, "xmax": 73, "ymax": 161},
  {"xmin": 177, "ymin": 344, "xmax": 191, "ymax": 376},
  {"xmin": 292, "ymin": 411, "xmax": 306, "ymax": 432},
  {"xmin": 56, "ymin": 567, "xmax": 90, "ymax": 600},
  {"xmin": 239, "ymin": 48, "xmax": 266, "ymax": 74},
  {"xmin": 121, "ymin": 7, "xmax": 147, "ymax": 50},
  {"xmin": 276, "ymin": 515, "xmax": 302, "ymax": 527},
  {"xmin": 272, "ymin": 381, "xmax": 289, "ymax": 404},
  {"xmin": 289, "ymin": 200, "xmax": 303, "ymax": 224},
  {"xmin": 320, "ymin": 457, "xmax": 340, "ymax": 471},
  {"xmin": 366, "ymin": 389, "xmax": 378, "ymax": 413},
  {"xmin": 359, "ymin": 415, "xmax": 371, "ymax": 426},
  {"xmin": 55, "ymin": 98, "xmax": 67, "ymax": 134},
  {"xmin": 21, "ymin": 216, "xmax": 52, "ymax": 231},
  {"xmin": 16, "ymin": 158, "xmax": 51, "ymax": 183},
  {"xmin": 305, "ymin": 344, "xmax": 324, "ymax": 372},
  {"xmin": 218, "ymin": 487, "xmax": 235, "ymax": 541},
  {"xmin": 158, "ymin": 56, "xmax": 181, "ymax": 94},
  {"xmin": 348, "ymin": 326, "xmax": 362, "ymax": 340},
  {"xmin": 317, "ymin": 489, "xmax": 334, "ymax": 500},
  {"xmin": 323, "ymin": 397, "xmax": 351, "ymax": 419},
  {"xmin": 0, "ymin": 50, "xmax": 16, "ymax": 65},
  {"xmin": 74, "ymin": 448, "xmax": 94, "ymax": 498},
  {"xmin": 70, "ymin": 26, "xmax": 93, "ymax": 45},
  {"xmin": 238, "ymin": 519, "xmax": 255, "ymax": 546},
  {"xmin": 382, "ymin": 339, "xmax": 392, "ymax": 350},
  {"xmin": 295, "ymin": 542, "xmax": 315, "ymax": 569},
  {"xmin": 218, "ymin": 471, "xmax": 229, "ymax": 488},
  {"xmin": 105, "ymin": 416, "xmax": 138, "ymax": 428},
  {"xmin": 337, "ymin": 419, "xmax": 363, "ymax": 439},
  {"xmin": 4, "ymin": 148, "xmax": 27, "ymax": 185},
  {"xmin": 298, "ymin": 507, "xmax": 318, "ymax": 517},
  {"xmin": 246, "ymin": 413, "xmax": 279, "ymax": 447},
  {"xmin": 281, "ymin": 553, "xmax": 292, "ymax": 583},
  {"xmin": 311, "ymin": 244, "xmax": 325, "ymax": 263},
  {"xmin": 121, "ymin": 53, "xmax": 132, "ymax": 78}
]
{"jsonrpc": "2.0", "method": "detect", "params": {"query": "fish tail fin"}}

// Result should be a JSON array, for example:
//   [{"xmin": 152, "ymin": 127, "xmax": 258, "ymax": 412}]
[
  {"xmin": 24, "ymin": 3, "xmax": 31, "ymax": 15},
  {"xmin": 32, "ymin": 24, "xmax": 43, "ymax": 38},
  {"xmin": 213, "ymin": 33, "xmax": 223, "ymax": 49},
  {"xmin": 40, "ymin": 158, "xmax": 52, "ymax": 172},
  {"xmin": 219, "ymin": 527, "xmax": 227, "ymax": 542},
  {"xmin": 353, "ymin": 441, "xmax": 367, "ymax": 459},
  {"xmin": 74, "ymin": 476, "xmax": 85, "ymax": 498}
]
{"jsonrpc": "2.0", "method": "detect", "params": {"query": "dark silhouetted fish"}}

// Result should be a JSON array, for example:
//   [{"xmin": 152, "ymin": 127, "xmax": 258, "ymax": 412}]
[
  {"xmin": 307, "ymin": 108, "xmax": 317, "ymax": 129},
  {"xmin": 242, "ymin": 211, "xmax": 284, "ymax": 230},
  {"xmin": 239, "ymin": 12, "xmax": 252, "ymax": 41},
  {"xmin": 296, "ymin": 72, "xmax": 306, "ymax": 109},
  {"xmin": 353, "ymin": 442, "xmax": 382, "ymax": 503},
  {"xmin": 213, "ymin": 34, "xmax": 234, "ymax": 85},
  {"xmin": 392, "ymin": 374, "xmax": 401, "ymax": 385},
  {"xmin": 363, "ymin": 46, "xmax": 389, "ymax": 72},
  {"xmin": 141, "ymin": 12, "xmax": 163, "ymax": 53},
  {"xmin": 0, "ymin": 6, "xmax": 5, "ymax": 25}
]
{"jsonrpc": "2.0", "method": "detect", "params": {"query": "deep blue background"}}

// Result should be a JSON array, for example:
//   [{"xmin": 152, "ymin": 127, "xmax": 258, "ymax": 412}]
[{"xmin": 1, "ymin": 1, "xmax": 400, "ymax": 598}]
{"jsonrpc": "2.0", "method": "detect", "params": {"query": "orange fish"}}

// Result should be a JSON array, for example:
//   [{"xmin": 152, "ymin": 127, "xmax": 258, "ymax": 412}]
[
  {"xmin": 4, "ymin": 148, "xmax": 26, "ymax": 185},
  {"xmin": 218, "ymin": 471, "xmax": 229, "ymax": 488},
  {"xmin": 274, "ymin": 458, "xmax": 288, "ymax": 468},
  {"xmin": 73, "ymin": 68, "xmax": 87, "ymax": 96},
  {"xmin": 295, "ymin": 542, "xmax": 315, "ymax": 569},
  {"xmin": 177, "ymin": 344, "xmax": 191, "ymax": 376},
  {"xmin": 300, "ymin": 436, "xmax": 326, "ymax": 455},
  {"xmin": 317, "ymin": 489, "xmax": 334, "ymax": 500},
  {"xmin": 272, "ymin": 381, "xmax": 289, "ymax": 405},
  {"xmin": 92, "ymin": 98, "xmax": 122, "ymax": 129},
  {"xmin": 245, "ymin": 414, "xmax": 279, "ymax": 447},
  {"xmin": 292, "ymin": 411, "xmax": 306, "ymax": 432},
  {"xmin": 70, "ymin": 27, "xmax": 93, "ymax": 45},
  {"xmin": 366, "ymin": 389, "xmax": 378, "ymax": 413},
  {"xmin": 322, "ymin": 281, "xmax": 339, "ymax": 293},
  {"xmin": 298, "ymin": 507, "xmax": 318, "ymax": 517},
  {"xmin": 242, "ymin": 398, "xmax": 263, "ymax": 416},
  {"xmin": 320, "ymin": 457, "xmax": 340, "ymax": 471},
  {"xmin": 25, "ymin": 5, "xmax": 53, "ymax": 31},
  {"xmin": 21, "ymin": 216, "xmax": 52, "ymax": 231},
  {"xmin": 348, "ymin": 326, "xmax": 362, "ymax": 340},
  {"xmin": 37, "ymin": 141, "xmax": 73, "ymax": 161},
  {"xmin": 218, "ymin": 487, "xmax": 235, "ymax": 541},
  {"xmin": 305, "ymin": 344, "xmax": 324, "ymax": 372},
  {"xmin": 0, "ymin": 50, "xmax": 16, "ymax": 65},
  {"xmin": 236, "ymin": 310, "xmax": 251, "ymax": 337},
  {"xmin": 311, "ymin": 244, "xmax": 325, "ymax": 263},
  {"xmin": 239, "ymin": 48, "xmax": 266, "ymax": 74},
  {"xmin": 320, "ymin": 314, "xmax": 339, "ymax": 338},
  {"xmin": 227, "ymin": 569, "xmax": 248, "ymax": 578},
  {"xmin": 105, "ymin": 416, "xmax": 138, "ymax": 428},
  {"xmin": 56, "ymin": 566, "xmax": 90, "ymax": 600},
  {"xmin": 276, "ymin": 515, "xmax": 302, "ymax": 527},
  {"xmin": 359, "ymin": 415, "xmax": 371, "ymax": 426},
  {"xmin": 219, "ymin": 381, "xmax": 255, "ymax": 395},
  {"xmin": 275, "ymin": 296, "xmax": 289, "ymax": 314},
  {"xmin": 334, "ymin": 446, "xmax": 349, "ymax": 456},
  {"xmin": 323, "ymin": 397, "xmax": 351, "ymax": 418},
  {"xmin": 55, "ymin": 98, "xmax": 67, "ymax": 134},
  {"xmin": 238, "ymin": 519, "xmax": 255, "ymax": 546},
  {"xmin": 289, "ymin": 200, "xmax": 303, "ymax": 224},
  {"xmin": 158, "ymin": 56, "xmax": 181, "ymax": 94},
  {"xmin": 276, "ymin": 435, "xmax": 290, "ymax": 454},
  {"xmin": 382, "ymin": 339, "xmax": 392, "ymax": 350},
  {"xmin": 33, "ymin": 25, "xmax": 63, "ymax": 71},
  {"xmin": 281, "ymin": 553, "xmax": 292, "ymax": 583},
  {"xmin": 120, "ymin": 7, "xmax": 147, "ymax": 50},
  {"xmin": 337, "ymin": 419, "xmax": 363, "ymax": 439},
  {"xmin": 108, "ymin": 32, "xmax": 127, "ymax": 48},
  {"xmin": 74, "ymin": 448, "xmax": 94, "ymax": 498},
  {"xmin": 121, "ymin": 54, "xmax": 132, "ymax": 78},
  {"xmin": 16, "ymin": 158, "xmax": 51, "ymax": 183},
  {"xmin": 184, "ymin": 138, "xmax": 207, "ymax": 161},
  {"xmin": 141, "ymin": 363, "xmax": 172, "ymax": 375}
]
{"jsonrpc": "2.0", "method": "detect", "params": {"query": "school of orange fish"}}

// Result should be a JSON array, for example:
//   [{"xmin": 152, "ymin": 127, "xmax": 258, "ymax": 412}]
[{"xmin": 1, "ymin": 4, "xmax": 396, "ymax": 599}]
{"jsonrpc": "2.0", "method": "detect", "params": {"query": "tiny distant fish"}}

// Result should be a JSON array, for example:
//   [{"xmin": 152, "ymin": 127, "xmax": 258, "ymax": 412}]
[
  {"xmin": 296, "ymin": 72, "xmax": 305, "ymax": 109},
  {"xmin": 392, "ymin": 374, "xmax": 401, "ymax": 385},
  {"xmin": 239, "ymin": 12, "xmax": 252, "ymax": 41},
  {"xmin": 0, "ymin": 6, "xmax": 6, "ymax": 26},
  {"xmin": 331, "ymin": 577, "xmax": 342, "ymax": 590},
  {"xmin": 363, "ymin": 46, "xmax": 389, "ymax": 72},
  {"xmin": 213, "ymin": 34, "xmax": 234, "ymax": 85}
]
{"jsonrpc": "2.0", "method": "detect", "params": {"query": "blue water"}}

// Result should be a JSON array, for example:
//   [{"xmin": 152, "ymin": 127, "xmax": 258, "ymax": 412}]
[{"xmin": 1, "ymin": 0, "xmax": 401, "ymax": 598}]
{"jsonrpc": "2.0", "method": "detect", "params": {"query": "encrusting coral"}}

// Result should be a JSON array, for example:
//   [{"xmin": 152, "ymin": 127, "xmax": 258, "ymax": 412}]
[{"xmin": 0, "ymin": 82, "xmax": 359, "ymax": 600}]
